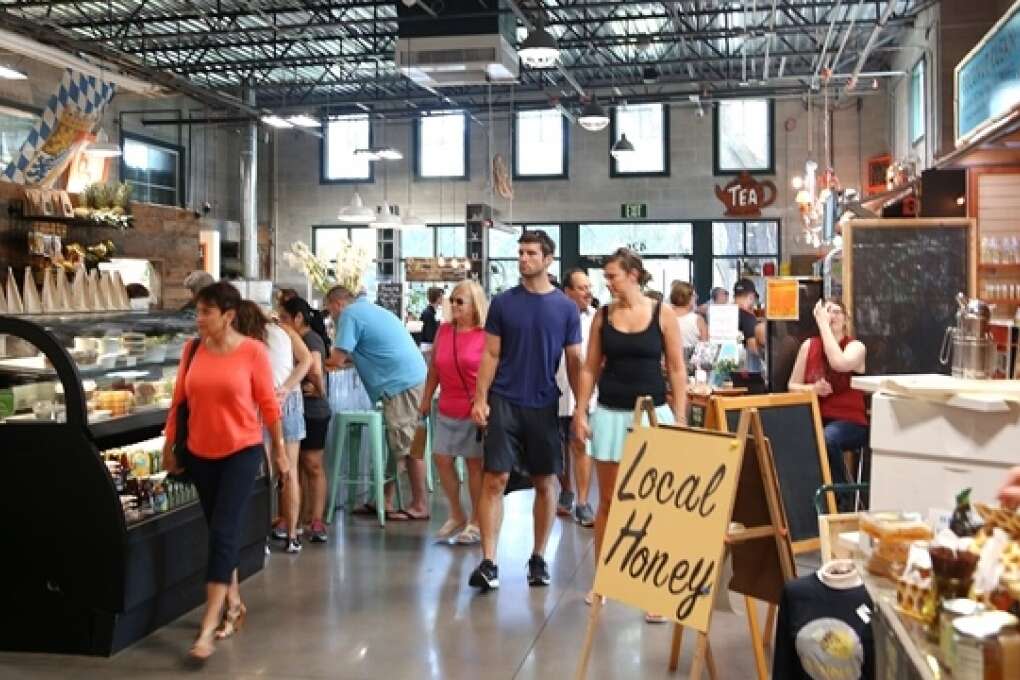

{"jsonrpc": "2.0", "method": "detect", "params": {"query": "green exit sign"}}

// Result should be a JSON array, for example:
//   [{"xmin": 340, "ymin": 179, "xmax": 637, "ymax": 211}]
[{"xmin": 621, "ymin": 203, "xmax": 647, "ymax": 219}]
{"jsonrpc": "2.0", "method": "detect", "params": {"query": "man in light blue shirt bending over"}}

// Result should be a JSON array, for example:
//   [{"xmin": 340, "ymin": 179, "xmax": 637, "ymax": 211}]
[{"xmin": 326, "ymin": 286, "xmax": 428, "ymax": 521}]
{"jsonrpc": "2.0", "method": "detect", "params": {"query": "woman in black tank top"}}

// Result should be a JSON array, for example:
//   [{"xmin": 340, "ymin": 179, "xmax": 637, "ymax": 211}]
[{"xmin": 572, "ymin": 248, "xmax": 689, "ymax": 617}]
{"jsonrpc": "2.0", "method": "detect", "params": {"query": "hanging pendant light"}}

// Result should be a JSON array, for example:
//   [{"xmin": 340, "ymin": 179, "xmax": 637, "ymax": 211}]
[
  {"xmin": 338, "ymin": 191, "xmax": 375, "ymax": 223},
  {"xmin": 85, "ymin": 128, "xmax": 122, "ymax": 158},
  {"xmin": 370, "ymin": 202, "xmax": 402, "ymax": 229},
  {"xmin": 578, "ymin": 97, "xmax": 609, "ymax": 132},
  {"xmin": 519, "ymin": 15, "xmax": 560, "ymax": 69},
  {"xmin": 610, "ymin": 133, "xmax": 635, "ymax": 158}
]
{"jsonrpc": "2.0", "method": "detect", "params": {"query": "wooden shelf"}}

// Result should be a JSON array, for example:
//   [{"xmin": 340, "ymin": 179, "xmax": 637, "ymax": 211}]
[
  {"xmin": 987, "ymin": 299, "xmax": 1020, "ymax": 305},
  {"xmin": 980, "ymin": 263, "xmax": 1020, "ymax": 271}
]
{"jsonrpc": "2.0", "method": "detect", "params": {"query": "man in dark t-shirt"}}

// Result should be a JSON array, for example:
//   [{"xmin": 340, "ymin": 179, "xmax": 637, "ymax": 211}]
[
  {"xmin": 418, "ymin": 286, "xmax": 443, "ymax": 348},
  {"xmin": 734, "ymin": 278, "xmax": 767, "ymax": 394},
  {"xmin": 469, "ymin": 230, "xmax": 582, "ymax": 592}
]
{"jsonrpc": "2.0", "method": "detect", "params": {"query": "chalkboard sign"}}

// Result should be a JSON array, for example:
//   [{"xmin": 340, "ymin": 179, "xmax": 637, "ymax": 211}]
[
  {"xmin": 713, "ymin": 393, "xmax": 834, "ymax": 553},
  {"xmin": 375, "ymin": 282, "xmax": 403, "ymax": 318},
  {"xmin": 845, "ymin": 219, "xmax": 975, "ymax": 376}
]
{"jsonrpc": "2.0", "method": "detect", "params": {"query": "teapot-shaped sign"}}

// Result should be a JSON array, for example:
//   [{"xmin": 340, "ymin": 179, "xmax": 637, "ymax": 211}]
[{"xmin": 715, "ymin": 171, "xmax": 777, "ymax": 217}]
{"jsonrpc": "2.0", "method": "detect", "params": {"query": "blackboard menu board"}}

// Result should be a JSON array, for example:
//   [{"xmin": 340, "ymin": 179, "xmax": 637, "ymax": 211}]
[
  {"xmin": 375, "ymin": 282, "xmax": 403, "ymax": 319},
  {"xmin": 721, "ymin": 398, "xmax": 830, "ymax": 550},
  {"xmin": 846, "ymin": 219, "xmax": 974, "ymax": 376}
]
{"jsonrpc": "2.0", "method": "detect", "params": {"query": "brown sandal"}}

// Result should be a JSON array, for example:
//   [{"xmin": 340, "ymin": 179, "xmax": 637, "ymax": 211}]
[
  {"xmin": 189, "ymin": 628, "xmax": 217, "ymax": 661},
  {"xmin": 215, "ymin": 602, "xmax": 247, "ymax": 640}
]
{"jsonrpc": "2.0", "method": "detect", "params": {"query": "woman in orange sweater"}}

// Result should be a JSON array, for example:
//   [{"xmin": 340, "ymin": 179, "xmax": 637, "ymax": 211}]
[{"xmin": 162, "ymin": 282, "xmax": 285, "ymax": 661}]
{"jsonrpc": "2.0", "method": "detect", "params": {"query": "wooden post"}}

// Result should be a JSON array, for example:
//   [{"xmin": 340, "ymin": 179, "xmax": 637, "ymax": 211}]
[
  {"xmin": 669, "ymin": 624, "xmax": 685, "ymax": 672},
  {"xmin": 574, "ymin": 594, "xmax": 604, "ymax": 680},
  {"xmin": 745, "ymin": 597, "xmax": 769, "ymax": 680}
]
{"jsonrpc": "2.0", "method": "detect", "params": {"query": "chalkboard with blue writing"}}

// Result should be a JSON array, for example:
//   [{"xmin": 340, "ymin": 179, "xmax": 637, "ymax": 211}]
[{"xmin": 845, "ymin": 219, "xmax": 975, "ymax": 377}]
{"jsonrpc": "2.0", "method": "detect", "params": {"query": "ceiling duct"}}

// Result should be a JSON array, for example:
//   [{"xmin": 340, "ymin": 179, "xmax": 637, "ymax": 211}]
[{"xmin": 395, "ymin": 0, "xmax": 518, "ymax": 88}]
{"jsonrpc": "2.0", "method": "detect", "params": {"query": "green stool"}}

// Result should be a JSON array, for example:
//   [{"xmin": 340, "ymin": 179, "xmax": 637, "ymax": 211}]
[{"xmin": 326, "ymin": 410, "xmax": 403, "ymax": 527}]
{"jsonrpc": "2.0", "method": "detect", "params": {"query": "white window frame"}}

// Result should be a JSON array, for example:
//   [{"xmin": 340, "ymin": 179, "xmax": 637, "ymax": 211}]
[
  {"xmin": 415, "ymin": 111, "xmax": 468, "ymax": 180},
  {"xmin": 713, "ymin": 99, "xmax": 774, "ymax": 175},
  {"xmin": 513, "ymin": 108, "xmax": 568, "ymax": 179},
  {"xmin": 322, "ymin": 114, "xmax": 373, "ymax": 184}
]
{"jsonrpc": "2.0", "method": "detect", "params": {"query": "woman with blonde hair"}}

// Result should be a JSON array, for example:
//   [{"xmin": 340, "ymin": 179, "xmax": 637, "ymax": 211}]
[{"xmin": 419, "ymin": 280, "xmax": 489, "ymax": 545}]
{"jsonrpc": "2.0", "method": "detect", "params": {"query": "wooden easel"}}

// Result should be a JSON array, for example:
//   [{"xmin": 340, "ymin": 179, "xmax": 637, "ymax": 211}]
[
  {"xmin": 666, "ymin": 409, "xmax": 795, "ymax": 679},
  {"xmin": 574, "ymin": 405, "xmax": 794, "ymax": 680}
]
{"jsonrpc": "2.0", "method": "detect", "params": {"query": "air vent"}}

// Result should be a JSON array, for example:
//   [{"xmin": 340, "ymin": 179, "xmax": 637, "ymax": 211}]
[
  {"xmin": 413, "ymin": 47, "xmax": 498, "ymax": 66},
  {"xmin": 396, "ymin": 34, "xmax": 518, "ymax": 88}
]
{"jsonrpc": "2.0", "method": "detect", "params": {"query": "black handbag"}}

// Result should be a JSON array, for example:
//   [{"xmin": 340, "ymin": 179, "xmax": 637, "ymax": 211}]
[{"xmin": 170, "ymin": 338, "xmax": 201, "ymax": 479}]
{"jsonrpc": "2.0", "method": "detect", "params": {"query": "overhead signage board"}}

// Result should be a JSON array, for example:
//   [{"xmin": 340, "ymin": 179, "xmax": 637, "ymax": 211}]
[{"xmin": 956, "ymin": 0, "xmax": 1020, "ymax": 143}]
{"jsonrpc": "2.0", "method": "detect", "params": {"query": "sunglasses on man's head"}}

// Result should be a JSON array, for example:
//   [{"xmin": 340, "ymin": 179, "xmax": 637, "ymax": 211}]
[{"xmin": 451, "ymin": 297, "xmax": 467, "ymax": 305}]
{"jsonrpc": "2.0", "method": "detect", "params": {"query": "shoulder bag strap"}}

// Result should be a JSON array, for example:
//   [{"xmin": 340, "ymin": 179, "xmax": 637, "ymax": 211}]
[
  {"xmin": 451, "ymin": 327, "xmax": 473, "ymax": 408},
  {"xmin": 182, "ymin": 337, "xmax": 200, "ymax": 381}
]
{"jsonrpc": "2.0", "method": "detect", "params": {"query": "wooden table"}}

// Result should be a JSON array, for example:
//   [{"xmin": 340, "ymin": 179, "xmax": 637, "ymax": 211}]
[{"xmin": 687, "ymin": 386, "xmax": 749, "ymax": 429}]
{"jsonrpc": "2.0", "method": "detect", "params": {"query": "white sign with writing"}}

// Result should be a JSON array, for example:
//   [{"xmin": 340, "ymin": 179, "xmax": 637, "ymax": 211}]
[{"xmin": 708, "ymin": 303, "xmax": 740, "ymax": 343}]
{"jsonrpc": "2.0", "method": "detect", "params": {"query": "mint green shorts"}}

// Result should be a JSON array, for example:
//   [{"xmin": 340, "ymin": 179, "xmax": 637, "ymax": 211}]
[{"xmin": 589, "ymin": 403, "xmax": 675, "ymax": 463}]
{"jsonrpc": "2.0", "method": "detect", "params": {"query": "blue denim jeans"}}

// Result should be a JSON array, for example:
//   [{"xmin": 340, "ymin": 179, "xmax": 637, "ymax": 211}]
[{"xmin": 823, "ymin": 420, "xmax": 869, "ymax": 485}]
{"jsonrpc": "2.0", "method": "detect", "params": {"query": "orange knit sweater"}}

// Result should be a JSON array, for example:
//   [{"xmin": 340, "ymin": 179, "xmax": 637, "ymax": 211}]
[{"xmin": 164, "ymin": 338, "xmax": 282, "ymax": 459}]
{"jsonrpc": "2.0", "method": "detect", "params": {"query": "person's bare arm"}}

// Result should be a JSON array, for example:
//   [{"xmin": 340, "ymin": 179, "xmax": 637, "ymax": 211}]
[
  {"xmin": 661, "ymin": 305, "xmax": 688, "ymax": 424},
  {"xmin": 471, "ymin": 333, "xmax": 500, "ymax": 427},
  {"xmin": 279, "ymin": 325, "xmax": 312, "ymax": 395},
  {"xmin": 573, "ymin": 311, "xmax": 604, "ymax": 440},
  {"xmin": 564, "ymin": 343, "xmax": 582, "ymax": 403},
  {"xmin": 420, "ymin": 334, "xmax": 441, "ymax": 417},
  {"xmin": 697, "ymin": 314, "xmax": 709, "ymax": 342},
  {"xmin": 325, "ymin": 347, "xmax": 350, "ymax": 370},
  {"xmin": 814, "ymin": 300, "xmax": 866, "ymax": 372}
]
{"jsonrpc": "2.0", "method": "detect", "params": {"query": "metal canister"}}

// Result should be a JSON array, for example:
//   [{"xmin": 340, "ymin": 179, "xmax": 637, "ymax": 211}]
[
  {"xmin": 953, "ymin": 611, "xmax": 1020, "ymax": 680},
  {"xmin": 941, "ymin": 599, "xmax": 984, "ymax": 673}
]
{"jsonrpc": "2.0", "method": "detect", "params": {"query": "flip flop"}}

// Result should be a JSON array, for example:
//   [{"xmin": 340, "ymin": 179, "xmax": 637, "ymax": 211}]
[
  {"xmin": 386, "ymin": 509, "xmax": 413, "ymax": 521},
  {"xmin": 404, "ymin": 510, "xmax": 431, "ymax": 521},
  {"xmin": 351, "ymin": 503, "xmax": 378, "ymax": 516},
  {"xmin": 435, "ymin": 519, "xmax": 465, "ymax": 541}
]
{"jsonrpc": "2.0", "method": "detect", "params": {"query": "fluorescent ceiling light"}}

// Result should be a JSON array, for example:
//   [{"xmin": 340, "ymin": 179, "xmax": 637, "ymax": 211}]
[
  {"xmin": 610, "ymin": 133, "xmax": 635, "ymax": 158},
  {"xmin": 0, "ymin": 65, "xmax": 27, "ymax": 80},
  {"xmin": 355, "ymin": 148, "xmax": 381, "ymax": 161},
  {"xmin": 261, "ymin": 115, "xmax": 293, "ymax": 129},
  {"xmin": 375, "ymin": 147, "xmax": 403, "ymax": 161},
  {"xmin": 519, "ymin": 16, "xmax": 559, "ymax": 69},
  {"xmin": 287, "ymin": 114, "xmax": 321, "ymax": 128},
  {"xmin": 578, "ymin": 98, "xmax": 609, "ymax": 132}
]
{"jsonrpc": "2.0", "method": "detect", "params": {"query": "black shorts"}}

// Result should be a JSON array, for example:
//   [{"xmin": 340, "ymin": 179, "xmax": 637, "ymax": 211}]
[
  {"xmin": 558, "ymin": 417, "xmax": 573, "ymax": 443},
  {"xmin": 300, "ymin": 415, "xmax": 331, "ymax": 451},
  {"xmin": 484, "ymin": 393, "xmax": 562, "ymax": 477}
]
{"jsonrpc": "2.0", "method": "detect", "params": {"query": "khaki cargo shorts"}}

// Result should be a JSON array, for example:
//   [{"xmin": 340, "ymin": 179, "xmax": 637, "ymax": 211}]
[{"xmin": 382, "ymin": 383, "xmax": 424, "ymax": 459}]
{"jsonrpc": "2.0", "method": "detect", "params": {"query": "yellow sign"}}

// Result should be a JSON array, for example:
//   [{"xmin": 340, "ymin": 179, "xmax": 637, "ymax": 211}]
[
  {"xmin": 766, "ymin": 277, "xmax": 800, "ymax": 321},
  {"xmin": 592, "ymin": 424, "xmax": 743, "ymax": 632}
]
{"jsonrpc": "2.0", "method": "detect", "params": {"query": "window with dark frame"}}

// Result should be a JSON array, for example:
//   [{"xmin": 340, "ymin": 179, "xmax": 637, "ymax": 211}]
[
  {"xmin": 714, "ymin": 99, "xmax": 774, "ymax": 175},
  {"xmin": 322, "ymin": 114, "xmax": 373, "ymax": 183},
  {"xmin": 710, "ymin": 221, "xmax": 780, "ymax": 294},
  {"xmin": 610, "ymin": 103, "xmax": 669, "ymax": 176},
  {"xmin": 513, "ymin": 108, "xmax": 568, "ymax": 179},
  {"xmin": 416, "ymin": 111, "xmax": 468, "ymax": 180},
  {"xmin": 120, "ymin": 132, "xmax": 184, "ymax": 207}
]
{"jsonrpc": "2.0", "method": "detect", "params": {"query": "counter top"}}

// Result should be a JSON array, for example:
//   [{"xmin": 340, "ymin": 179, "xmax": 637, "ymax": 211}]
[{"xmin": 852, "ymin": 374, "xmax": 1020, "ymax": 412}]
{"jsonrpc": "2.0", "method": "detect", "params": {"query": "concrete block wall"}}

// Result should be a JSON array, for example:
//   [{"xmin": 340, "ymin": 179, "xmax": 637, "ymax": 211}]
[{"xmin": 270, "ymin": 93, "xmax": 889, "ymax": 290}]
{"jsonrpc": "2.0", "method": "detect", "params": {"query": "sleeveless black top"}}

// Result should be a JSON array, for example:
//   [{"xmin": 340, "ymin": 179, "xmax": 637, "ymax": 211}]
[{"xmin": 597, "ymin": 301, "xmax": 667, "ymax": 409}]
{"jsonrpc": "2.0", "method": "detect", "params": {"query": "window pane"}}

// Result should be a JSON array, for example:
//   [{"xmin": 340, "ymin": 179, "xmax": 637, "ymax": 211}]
[
  {"xmin": 712, "ymin": 258, "xmax": 776, "ymax": 293},
  {"xmin": 0, "ymin": 110, "xmax": 38, "ymax": 167},
  {"xmin": 580, "ymin": 223, "xmax": 692, "ymax": 256},
  {"xmin": 516, "ymin": 109, "xmax": 564, "ymax": 176},
  {"xmin": 488, "ymin": 225, "xmax": 523, "ymax": 258},
  {"xmin": 910, "ymin": 61, "xmax": 925, "ymax": 143},
  {"xmin": 489, "ymin": 260, "xmax": 518, "ymax": 295},
  {"xmin": 614, "ymin": 103, "xmax": 666, "ymax": 174},
  {"xmin": 524, "ymin": 225, "xmax": 560, "ymax": 256},
  {"xmin": 419, "ymin": 112, "xmax": 466, "ymax": 178},
  {"xmin": 325, "ymin": 115, "xmax": 371, "ymax": 181},
  {"xmin": 712, "ymin": 222, "xmax": 744, "ymax": 255},
  {"xmin": 400, "ymin": 229, "xmax": 433, "ymax": 258},
  {"xmin": 746, "ymin": 221, "xmax": 779, "ymax": 255},
  {"xmin": 122, "ymin": 136, "xmax": 180, "ymax": 206},
  {"xmin": 437, "ymin": 226, "xmax": 465, "ymax": 257},
  {"xmin": 717, "ymin": 100, "xmax": 771, "ymax": 171}
]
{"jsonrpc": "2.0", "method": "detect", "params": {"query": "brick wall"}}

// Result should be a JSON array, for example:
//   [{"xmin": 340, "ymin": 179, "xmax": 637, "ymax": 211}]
[{"xmin": 0, "ymin": 182, "xmax": 201, "ymax": 310}]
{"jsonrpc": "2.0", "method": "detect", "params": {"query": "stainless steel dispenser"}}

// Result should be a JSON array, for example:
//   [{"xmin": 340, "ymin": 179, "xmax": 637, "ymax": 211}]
[{"xmin": 940, "ymin": 292, "xmax": 996, "ymax": 379}]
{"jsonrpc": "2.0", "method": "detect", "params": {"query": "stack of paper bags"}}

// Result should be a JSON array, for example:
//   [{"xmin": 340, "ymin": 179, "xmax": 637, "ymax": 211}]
[
  {"xmin": 71, "ymin": 267, "xmax": 88, "ymax": 312},
  {"xmin": 110, "ymin": 271, "xmax": 130, "ymax": 310},
  {"xmin": 40, "ymin": 269, "xmax": 59, "ymax": 313},
  {"xmin": 21, "ymin": 267, "xmax": 42, "ymax": 314},
  {"xmin": 6, "ymin": 267, "xmax": 23, "ymax": 314},
  {"xmin": 56, "ymin": 270, "xmax": 72, "ymax": 312},
  {"xmin": 86, "ymin": 270, "xmax": 105, "ymax": 311},
  {"xmin": 98, "ymin": 271, "xmax": 117, "ymax": 310},
  {"xmin": 0, "ymin": 274, "xmax": 7, "ymax": 314}
]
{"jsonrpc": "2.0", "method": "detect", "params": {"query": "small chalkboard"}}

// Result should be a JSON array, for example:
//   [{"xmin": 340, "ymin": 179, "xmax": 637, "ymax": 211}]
[
  {"xmin": 375, "ymin": 281, "xmax": 403, "ymax": 318},
  {"xmin": 713, "ymin": 393, "xmax": 834, "ymax": 553},
  {"xmin": 845, "ymin": 218, "xmax": 975, "ymax": 376}
]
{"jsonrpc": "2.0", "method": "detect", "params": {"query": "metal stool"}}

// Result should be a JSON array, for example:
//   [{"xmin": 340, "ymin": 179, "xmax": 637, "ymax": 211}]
[{"xmin": 326, "ymin": 410, "xmax": 403, "ymax": 527}]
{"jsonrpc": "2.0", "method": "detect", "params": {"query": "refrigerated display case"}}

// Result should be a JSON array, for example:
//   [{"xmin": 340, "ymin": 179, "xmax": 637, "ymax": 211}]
[{"xmin": 0, "ymin": 311, "xmax": 270, "ymax": 656}]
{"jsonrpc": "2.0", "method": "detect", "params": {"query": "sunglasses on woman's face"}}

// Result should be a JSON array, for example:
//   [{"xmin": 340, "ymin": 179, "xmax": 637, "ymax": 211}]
[{"xmin": 451, "ymin": 297, "xmax": 467, "ymax": 305}]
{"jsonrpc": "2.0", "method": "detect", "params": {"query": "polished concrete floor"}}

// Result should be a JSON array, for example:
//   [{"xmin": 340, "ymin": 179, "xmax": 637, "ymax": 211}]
[{"xmin": 0, "ymin": 490, "xmax": 819, "ymax": 679}]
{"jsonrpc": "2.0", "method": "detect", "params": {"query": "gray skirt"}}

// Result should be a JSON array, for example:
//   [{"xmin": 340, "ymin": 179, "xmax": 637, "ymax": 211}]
[{"xmin": 433, "ymin": 413, "xmax": 483, "ymax": 459}]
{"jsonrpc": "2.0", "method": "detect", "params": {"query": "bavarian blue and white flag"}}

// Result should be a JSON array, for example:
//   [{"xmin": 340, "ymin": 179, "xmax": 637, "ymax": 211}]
[{"xmin": 1, "ymin": 68, "xmax": 116, "ymax": 186}]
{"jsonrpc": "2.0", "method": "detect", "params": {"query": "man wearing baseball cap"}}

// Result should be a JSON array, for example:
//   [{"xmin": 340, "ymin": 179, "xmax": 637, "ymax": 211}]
[{"xmin": 733, "ymin": 278, "xmax": 767, "ymax": 394}]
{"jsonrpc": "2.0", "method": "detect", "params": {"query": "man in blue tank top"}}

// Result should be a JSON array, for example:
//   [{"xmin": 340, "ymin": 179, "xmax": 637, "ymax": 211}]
[{"xmin": 468, "ymin": 230, "xmax": 582, "ymax": 591}]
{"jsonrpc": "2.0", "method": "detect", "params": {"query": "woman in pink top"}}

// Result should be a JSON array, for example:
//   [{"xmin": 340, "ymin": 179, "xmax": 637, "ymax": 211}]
[
  {"xmin": 162, "ymin": 282, "xmax": 285, "ymax": 661},
  {"xmin": 419, "ymin": 280, "xmax": 488, "ymax": 545}
]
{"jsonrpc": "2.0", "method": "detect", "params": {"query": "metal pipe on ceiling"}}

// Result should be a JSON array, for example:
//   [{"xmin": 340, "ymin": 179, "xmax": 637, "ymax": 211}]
[
  {"xmin": 240, "ymin": 83, "xmax": 258, "ymax": 281},
  {"xmin": 843, "ymin": 0, "xmax": 898, "ymax": 93}
]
